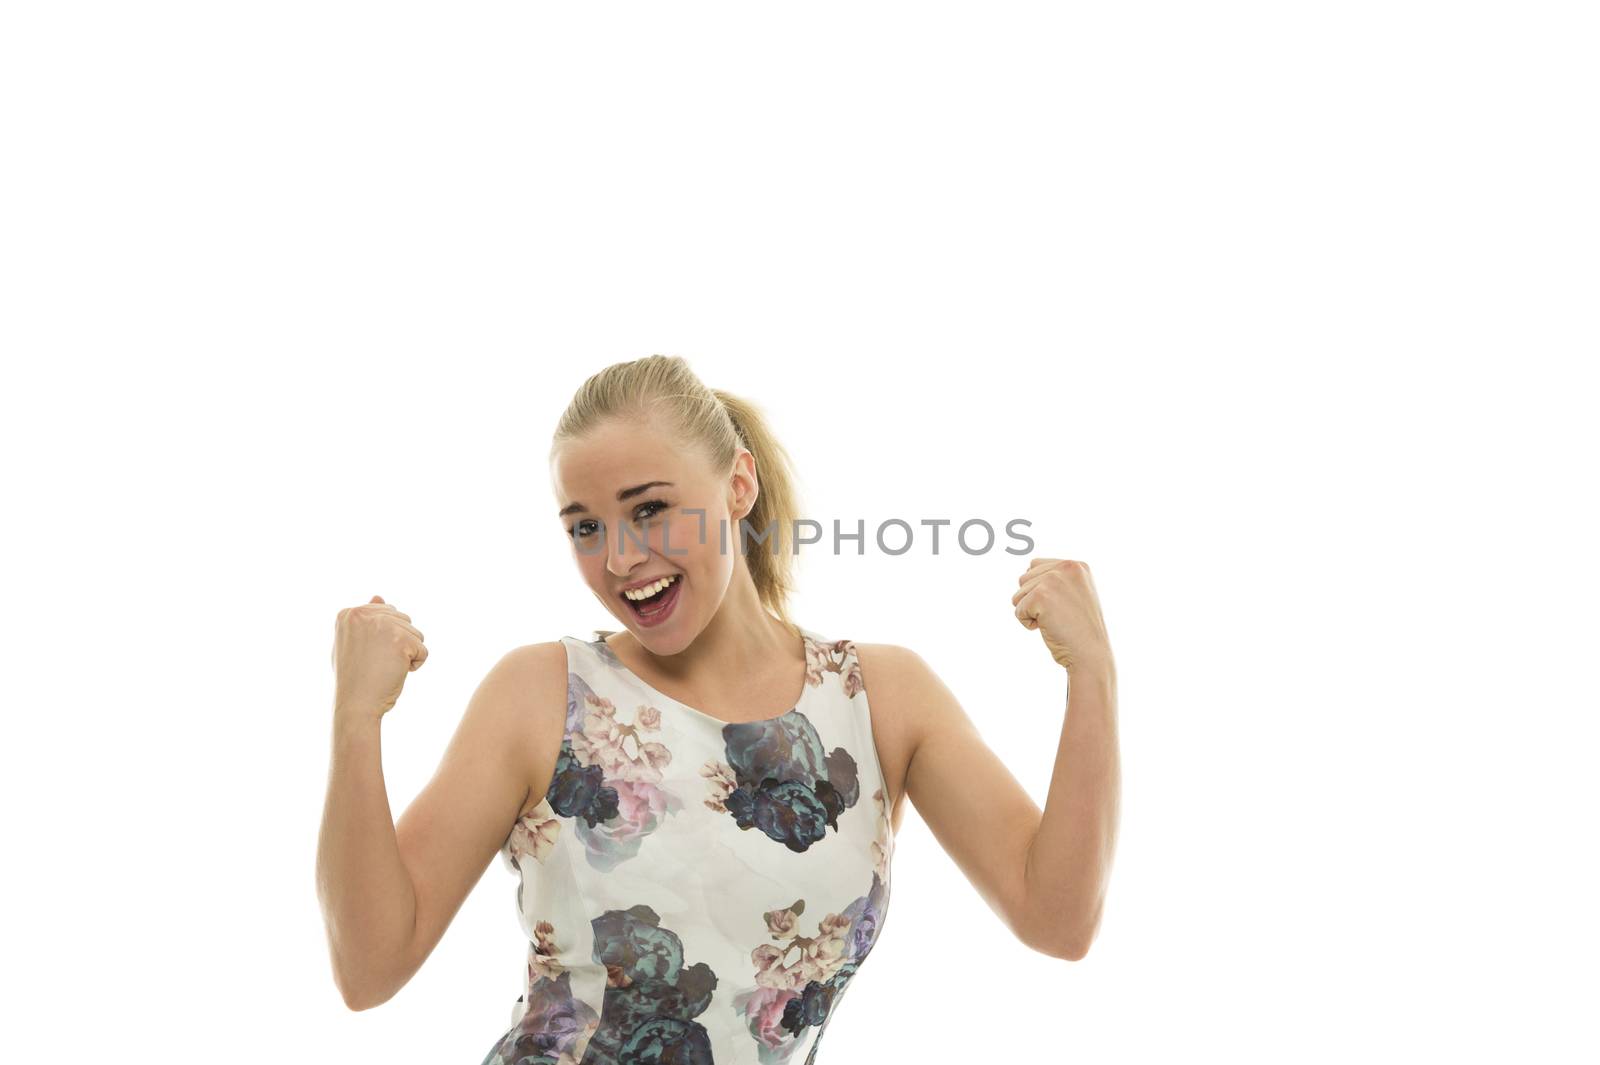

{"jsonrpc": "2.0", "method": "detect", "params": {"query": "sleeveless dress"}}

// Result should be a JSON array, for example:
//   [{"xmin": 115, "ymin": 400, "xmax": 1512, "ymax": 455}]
[{"xmin": 479, "ymin": 627, "xmax": 896, "ymax": 1065}]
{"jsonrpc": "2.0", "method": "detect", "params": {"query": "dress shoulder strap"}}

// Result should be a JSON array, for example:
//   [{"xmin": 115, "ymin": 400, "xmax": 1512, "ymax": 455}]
[{"xmin": 800, "ymin": 630, "xmax": 866, "ymax": 700}]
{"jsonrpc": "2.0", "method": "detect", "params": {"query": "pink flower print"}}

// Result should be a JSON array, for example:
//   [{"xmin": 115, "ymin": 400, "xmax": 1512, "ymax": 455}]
[
  {"xmin": 611, "ymin": 777, "xmax": 670, "ymax": 831},
  {"xmin": 526, "ymin": 953, "xmax": 562, "ymax": 984},
  {"xmin": 790, "ymin": 949, "xmax": 830, "ymax": 986},
  {"xmin": 582, "ymin": 690, "xmax": 617, "ymax": 722},
  {"xmin": 575, "ymin": 699, "xmax": 668, "ymax": 783},
  {"xmin": 699, "ymin": 759, "xmax": 738, "ymax": 812},
  {"xmin": 811, "ymin": 921, "xmax": 851, "ymax": 973},
  {"xmin": 597, "ymin": 737, "xmax": 636, "ymax": 776},
  {"xmin": 603, "ymin": 744, "xmax": 640, "ymax": 780},
  {"xmin": 764, "ymin": 903, "xmax": 802, "ymax": 939},
  {"xmin": 745, "ymin": 986, "xmax": 802, "ymax": 1049},
  {"xmin": 569, "ymin": 693, "xmax": 620, "ymax": 766},
  {"xmin": 752, "ymin": 930, "xmax": 832, "ymax": 991},
  {"xmin": 627, "ymin": 741, "xmax": 672, "ymax": 777},
  {"xmin": 581, "ymin": 693, "xmax": 620, "ymax": 732},
  {"xmin": 842, "ymin": 659, "xmax": 864, "ymax": 698},
  {"xmin": 508, "ymin": 798, "xmax": 562, "ymax": 866},
  {"xmin": 736, "ymin": 851, "xmax": 891, "ymax": 1058},
  {"xmin": 751, "ymin": 944, "xmax": 798, "ymax": 990},
  {"xmin": 559, "ymin": 696, "xmax": 684, "ymax": 870},
  {"xmin": 527, "ymin": 920, "xmax": 566, "ymax": 984},
  {"xmin": 803, "ymin": 637, "xmax": 863, "ymax": 694},
  {"xmin": 803, "ymin": 637, "xmax": 831, "ymax": 686},
  {"xmin": 750, "ymin": 899, "xmax": 859, "ymax": 1007}
]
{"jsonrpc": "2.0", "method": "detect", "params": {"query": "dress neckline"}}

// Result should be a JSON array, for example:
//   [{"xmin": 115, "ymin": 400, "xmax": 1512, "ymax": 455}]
[{"xmin": 588, "ymin": 625, "xmax": 816, "ymax": 727}]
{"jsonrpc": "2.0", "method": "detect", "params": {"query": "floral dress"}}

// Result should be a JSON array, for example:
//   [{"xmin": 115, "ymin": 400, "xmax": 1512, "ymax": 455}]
[{"xmin": 479, "ymin": 627, "xmax": 896, "ymax": 1065}]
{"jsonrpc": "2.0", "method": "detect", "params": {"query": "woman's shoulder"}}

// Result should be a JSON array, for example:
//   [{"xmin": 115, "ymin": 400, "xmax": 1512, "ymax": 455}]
[
  {"xmin": 849, "ymin": 640, "xmax": 930, "ymax": 684},
  {"xmin": 499, "ymin": 638, "xmax": 570, "ymax": 667},
  {"xmin": 475, "ymin": 642, "xmax": 571, "ymax": 710},
  {"xmin": 501, "ymin": 631, "xmax": 605, "ymax": 662},
  {"xmin": 835, "ymin": 640, "xmax": 927, "ymax": 823},
  {"xmin": 503, "ymin": 632, "xmax": 623, "ymax": 679}
]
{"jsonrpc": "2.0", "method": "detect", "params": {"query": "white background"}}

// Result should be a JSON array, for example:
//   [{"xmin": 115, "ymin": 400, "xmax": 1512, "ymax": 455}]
[{"xmin": 3, "ymin": 3, "xmax": 1596, "ymax": 1062}]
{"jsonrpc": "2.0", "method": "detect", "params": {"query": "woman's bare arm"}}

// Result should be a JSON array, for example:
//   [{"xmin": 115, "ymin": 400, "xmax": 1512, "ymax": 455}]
[
  {"xmin": 1023, "ymin": 655, "xmax": 1118, "ymax": 959},
  {"xmin": 315, "ymin": 640, "xmax": 566, "ymax": 1009},
  {"xmin": 855, "ymin": 640, "xmax": 1118, "ymax": 961}
]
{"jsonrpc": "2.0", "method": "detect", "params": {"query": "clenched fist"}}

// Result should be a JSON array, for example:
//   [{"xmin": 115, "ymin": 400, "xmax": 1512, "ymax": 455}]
[
  {"xmin": 331, "ymin": 595, "xmax": 429, "ymax": 719},
  {"xmin": 1011, "ymin": 559, "xmax": 1112, "ymax": 673}
]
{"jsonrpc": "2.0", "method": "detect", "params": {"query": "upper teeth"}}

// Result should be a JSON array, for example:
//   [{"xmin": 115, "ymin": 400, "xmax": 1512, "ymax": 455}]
[{"xmin": 624, "ymin": 575, "xmax": 679, "ymax": 601}]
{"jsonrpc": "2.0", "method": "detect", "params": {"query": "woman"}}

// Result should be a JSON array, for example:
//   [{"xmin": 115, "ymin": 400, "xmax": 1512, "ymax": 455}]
[{"xmin": 316, "ymin": 354, "xmax": 1120, "ymax": 1064}]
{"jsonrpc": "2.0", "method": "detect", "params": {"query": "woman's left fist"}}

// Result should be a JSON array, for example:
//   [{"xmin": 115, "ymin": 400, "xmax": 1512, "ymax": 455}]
[{"xmin": 1012, "ymin": 558, "xmax": 1113, "ymax": 673}]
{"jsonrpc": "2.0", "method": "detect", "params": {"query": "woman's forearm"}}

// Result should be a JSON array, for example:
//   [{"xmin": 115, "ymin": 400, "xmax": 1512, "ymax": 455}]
[
  {"xmin": 315, "ymin": 707, "xmax": 418, "ymax": 1009},
  {"xmin": 1022, "ymin": 657, "xmax": 1120, "ymax": 959}
]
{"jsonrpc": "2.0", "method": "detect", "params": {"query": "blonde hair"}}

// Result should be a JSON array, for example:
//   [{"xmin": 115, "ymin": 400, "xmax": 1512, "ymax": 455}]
[{"xmin": 551, "ymin": 354, "xmax": 802, "ymax": 635}]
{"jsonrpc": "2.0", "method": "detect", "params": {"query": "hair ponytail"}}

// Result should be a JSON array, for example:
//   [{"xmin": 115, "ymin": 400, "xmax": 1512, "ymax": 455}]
[{"xmin": 709, "ymin": 387, "xmax": 801, "ymax": 631}]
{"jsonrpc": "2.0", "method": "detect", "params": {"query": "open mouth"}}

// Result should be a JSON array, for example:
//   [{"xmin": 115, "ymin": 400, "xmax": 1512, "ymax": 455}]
[{"xmin": 621, "ymin": 574, "xmax": 682, "ymax": 625}]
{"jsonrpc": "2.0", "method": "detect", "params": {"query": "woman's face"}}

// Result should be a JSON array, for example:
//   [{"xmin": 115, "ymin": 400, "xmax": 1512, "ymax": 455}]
[{"xmin": 551, "ymin": 418, "xmax": 756, "ymax": 654}]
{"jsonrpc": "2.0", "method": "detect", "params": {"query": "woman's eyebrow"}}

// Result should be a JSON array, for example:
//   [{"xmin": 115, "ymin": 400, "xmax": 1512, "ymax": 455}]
[{"xmin": 558, "ymin": 481, "xmax": 675, "ymax": 517}]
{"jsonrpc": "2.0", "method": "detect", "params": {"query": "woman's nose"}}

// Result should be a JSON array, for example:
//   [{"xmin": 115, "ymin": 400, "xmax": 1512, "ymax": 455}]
[{"xmin": 606, "ymin": 523, "xmax": 651, "ymax": 576}]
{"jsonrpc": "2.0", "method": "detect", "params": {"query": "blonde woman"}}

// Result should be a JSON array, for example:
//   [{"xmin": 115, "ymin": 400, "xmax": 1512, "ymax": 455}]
[{"xmin": 317, "ymin": 354, "xmax": 1119, "ymax": 1064}]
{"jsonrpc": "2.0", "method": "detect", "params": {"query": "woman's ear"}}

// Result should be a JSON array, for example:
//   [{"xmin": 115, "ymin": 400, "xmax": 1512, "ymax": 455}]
[{"xmin": 729, "ymin": 447, "xmax": 760, "ymax": 521}]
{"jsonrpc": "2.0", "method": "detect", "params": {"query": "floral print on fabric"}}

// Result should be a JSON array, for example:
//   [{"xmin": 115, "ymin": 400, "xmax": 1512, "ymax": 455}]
[
  {"xmin": 701, "ymin": 714, "xmax": 860, "ymax": 853},
  {"xmin": 589, "ymin": 632, "xmax": 625, "ymax": 667},
  {"xmin": 735, "ymin": 787, "xmax": 894, "ymax": 1064},
  {"xmin": 480, "ymin": 919, "xmax": 602, "ymax": 1065},
  {"xmin": 507, "ymin": 797, "xmax": 563, "ymax": 865},
  {"xmin": 583, "ymin": 904, "xmax": 722, "ymax": 1065},
  {"xmin": 482, "ymin": 906, "xmax": 724, "ymax": 1065},
  {"xmin": 490, "ymin": 630, "xmax": 894, "ymax": 1064},
  {"xmin": 543, "ymin": 672, "xmax": 684, "ymax": 874},
  {"xmin": 697, "ymin": 637, "xmax": 871, "ymax": 854},
  {"xmin": 804, "ymin": 638, "xmax": 864, "ymax": 699},
  {"xmin": 505, "ymin": 796, "xmax": 562, "ymax": 917}
]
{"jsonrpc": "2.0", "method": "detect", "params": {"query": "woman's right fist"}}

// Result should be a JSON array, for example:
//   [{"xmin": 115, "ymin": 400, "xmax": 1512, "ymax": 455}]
[{"xmin": 331, "ymin": 595, "xmax": 429, "ymax": 718}]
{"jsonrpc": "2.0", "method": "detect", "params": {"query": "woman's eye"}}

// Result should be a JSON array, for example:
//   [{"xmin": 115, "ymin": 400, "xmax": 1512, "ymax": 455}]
[
  {"xmin": 635, "ymin": 500, "xmax": 669, "ymax": 521},
  {"xmin": 568, "ymin": 502, "xmax": 668, "ymax": 541}
]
